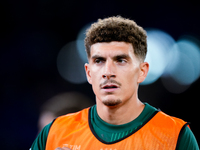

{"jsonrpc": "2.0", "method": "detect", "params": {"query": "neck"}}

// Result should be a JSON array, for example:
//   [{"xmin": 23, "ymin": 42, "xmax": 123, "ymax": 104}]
[{"xmin": 96, "ymin": 97, "xmax": 145, "ymax": 125}]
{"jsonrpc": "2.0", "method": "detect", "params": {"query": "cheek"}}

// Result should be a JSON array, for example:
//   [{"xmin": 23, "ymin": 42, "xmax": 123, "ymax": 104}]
[
  {"xmin": 90, "ymin": 71, "xmax": 100, "ymax": 91},
  {"xmin": 124, "ymin": 68, "xmax": 140, "ymax": 85}
]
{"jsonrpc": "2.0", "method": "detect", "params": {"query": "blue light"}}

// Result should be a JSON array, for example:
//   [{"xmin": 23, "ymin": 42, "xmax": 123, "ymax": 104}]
[
  {"xmin": 141, "ymin": 29, "xmax": 175, "ymax": 85},
  {"xmin": 57, "ymin": 41, "xmax": 87, "ymax": 84},
  {"xmin": 161, "ymin": 35, "xmax": 200, "ymax": 93},
  {"xmin": 167, "ymin": 37, "xmax": 200, "ymax": 85},
  {"xmin": 76, "ymin": 23, "xmax": 92, "ymax": 63}
]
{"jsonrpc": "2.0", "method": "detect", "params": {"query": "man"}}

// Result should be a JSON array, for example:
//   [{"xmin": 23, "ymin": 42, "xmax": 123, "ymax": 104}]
[{"xmin": 30, "ymin": 16, "xmax": 199, "ymax": 150}]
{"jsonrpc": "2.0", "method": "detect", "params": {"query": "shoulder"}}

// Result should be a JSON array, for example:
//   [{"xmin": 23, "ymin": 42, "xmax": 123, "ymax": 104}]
[
  {"xmin": 55, "ymin": 107, "xmax": 89, "ymax": 122},
  {"xmin": 153, "ymin": 111, "xmax": 199, "ymax": 149},
  {"xmin": 153, "ymin": 111, "xmax": 187, "ymax": 128},
  {"xmin": 49, "ymin": 107, "xmax": 90, "ymax": 131},
  {"xmin": 147, "ymin": 111, "xmax": 187, "ymax": 141},
  {"xmin": 145, "ymin": 104, "xmax": 199, "ymax": 149},
  {"xmin": 30, "ymin": 122, "xmax": 52, "ymax": 150},
  {"xmin": 177, "ymin": 126, "xmax": 199, "ymax": 150}
]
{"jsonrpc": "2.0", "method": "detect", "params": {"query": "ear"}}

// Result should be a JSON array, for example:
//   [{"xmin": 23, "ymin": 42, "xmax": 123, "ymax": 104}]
[
  {"xmin": 85, "ymin": 63, "xmax": 92, "ymax": 84},
  {"xmin": 137, "ymin": 62, "xmax": 149, "ymax": 83}
]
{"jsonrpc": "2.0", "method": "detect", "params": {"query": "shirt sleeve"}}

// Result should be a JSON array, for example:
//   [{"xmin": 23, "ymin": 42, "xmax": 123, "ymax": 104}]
[
  {"xmin": 30, "ymin": 122, "xmax": 52, "ymax": 150},
  {"xmin": 177, "ymin": 126, "xmax": 199, "ymax": 150}
]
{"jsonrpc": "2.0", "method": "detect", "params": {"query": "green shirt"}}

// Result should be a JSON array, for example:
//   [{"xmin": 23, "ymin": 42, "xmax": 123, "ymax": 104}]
[
  {"xmin": 30, "ymin": 103, "xmax": 199, "ymax": 150},
  {"xmin": 90, "ymin": 103, "xmax": 157, "ymax": 143}
]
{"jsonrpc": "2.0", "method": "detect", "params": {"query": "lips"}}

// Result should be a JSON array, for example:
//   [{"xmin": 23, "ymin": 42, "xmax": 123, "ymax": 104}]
[
  {"xmin": 100, "ymin": 79, "xmax": 121, "ymax": 93},
  {"xmin": 102, "ymin": 84, "xmax": 118, "ymax": 89},
  {"xmin": 101, "ymin": 83, "xmax": 119, "ymax": 93}
]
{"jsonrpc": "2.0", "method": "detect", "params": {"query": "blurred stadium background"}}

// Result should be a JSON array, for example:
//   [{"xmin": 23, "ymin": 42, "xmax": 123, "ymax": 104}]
[{"xmin": 1, "ymin": 0, "xmax": 200, "ymax": 149}]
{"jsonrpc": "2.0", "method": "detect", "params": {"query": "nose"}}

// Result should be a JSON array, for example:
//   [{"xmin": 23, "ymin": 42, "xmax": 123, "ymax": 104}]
[{"xmin": 102, "ymin": 60, "xmax": 116, "ymax": 79}]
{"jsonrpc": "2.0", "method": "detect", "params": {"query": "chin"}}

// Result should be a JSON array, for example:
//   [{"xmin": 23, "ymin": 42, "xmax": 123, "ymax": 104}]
[{"xmin": 102, "ymin": 99, "xmax": 122, "ymax": 107}]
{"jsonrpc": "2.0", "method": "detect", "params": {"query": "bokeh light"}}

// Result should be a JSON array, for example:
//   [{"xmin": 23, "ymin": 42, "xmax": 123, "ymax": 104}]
[
  {"xmin": 58, "ymin": 26, "xmax": 200, "ymax": 94},
  {"xmin": 140, "ymin": 29, "xmax": 200, "ymax": 93},
  {"xmin": 57, "ymin": 41, "xmax": 87, "ymax": 84},
  {"xmin": 141, "ymin": 29, "xmax": 175, "ymax": 85},
  {"xmin": 57, "ymin": 23, "xmax": 94, "ymax": 84},
  {"xmin": 161, "ymin": 36, "xmax": 200, "ymax": 93},
  {"xmin": 174, "ymin": 37, "xmax": 200, "ymax": 84},
  {"xmin": 76, "ymin": 23, "xmax": 92, "ymax": 63}
]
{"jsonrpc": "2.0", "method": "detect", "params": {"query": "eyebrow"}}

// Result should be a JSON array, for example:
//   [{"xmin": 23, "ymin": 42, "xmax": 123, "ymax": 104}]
[
  {"xmin": 91, "ymin": 55, "xmax": 104, "ymax": 60},
  {"xmin": 113, "ymin": 54, "xmax": 130, "ymax": 60},
  {"xmin": 91, "ymin": 54, "xmax": 131, "ymax": 63},
  {"xmin": 91, "ymin": 54, "xmax": 130, "ymax": 60}
]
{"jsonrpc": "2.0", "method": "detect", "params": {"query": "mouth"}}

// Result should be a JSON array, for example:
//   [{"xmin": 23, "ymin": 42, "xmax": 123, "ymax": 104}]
[
  {"xmin": 101, "ymin": 84, "xmax": 119, "ymax": 92},
  {"xmin": 103, "ymin": 85, "xmax": 118, "ymax": 89}
]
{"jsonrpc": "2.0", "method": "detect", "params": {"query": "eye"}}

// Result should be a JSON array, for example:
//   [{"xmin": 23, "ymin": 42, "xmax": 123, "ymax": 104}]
[
  {"xmin": 94, "ymin": 58, "xmax": 104, "ymax": 64},
  {"xmin": 117, "ymin": 58, "xmax": 127, "ymax": 64}
]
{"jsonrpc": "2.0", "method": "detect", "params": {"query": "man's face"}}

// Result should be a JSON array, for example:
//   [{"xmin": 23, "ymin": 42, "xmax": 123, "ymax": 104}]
[{"xmin": 85, "ymin": 41, "xmax": 148, "ymax": 107}]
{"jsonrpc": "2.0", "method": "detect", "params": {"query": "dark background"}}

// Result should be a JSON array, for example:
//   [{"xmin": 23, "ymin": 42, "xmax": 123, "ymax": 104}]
[{"xmin": 1, "ymin": 0, "xmax": 199, "ymax": 149}]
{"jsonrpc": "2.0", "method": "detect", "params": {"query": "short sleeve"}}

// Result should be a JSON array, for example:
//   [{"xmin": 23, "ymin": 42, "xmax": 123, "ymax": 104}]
[
  {"xmin": 177, "ymin": 125, "xmax": 199, "ymax": 150},
  {"xmin": 30, "ymin": 122, "xmax": 52, "ymax": 150}
]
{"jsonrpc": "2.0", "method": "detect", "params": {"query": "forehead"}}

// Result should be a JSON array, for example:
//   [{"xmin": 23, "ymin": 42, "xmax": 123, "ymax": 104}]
[{"xmin": 90, "ymin": 41, "xmax": 134, "ymax": 56}]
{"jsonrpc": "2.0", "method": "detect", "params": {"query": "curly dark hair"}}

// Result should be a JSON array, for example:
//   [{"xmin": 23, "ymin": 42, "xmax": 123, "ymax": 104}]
[{"xmin": 84, "ymin": 16, "xmax": 147, "ymax": 61}]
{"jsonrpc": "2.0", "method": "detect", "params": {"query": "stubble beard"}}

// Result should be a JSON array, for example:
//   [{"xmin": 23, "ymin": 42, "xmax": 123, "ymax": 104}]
[{"xmin": 102, "ymin": 98, "xmax": 122, "ymax": 107}]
